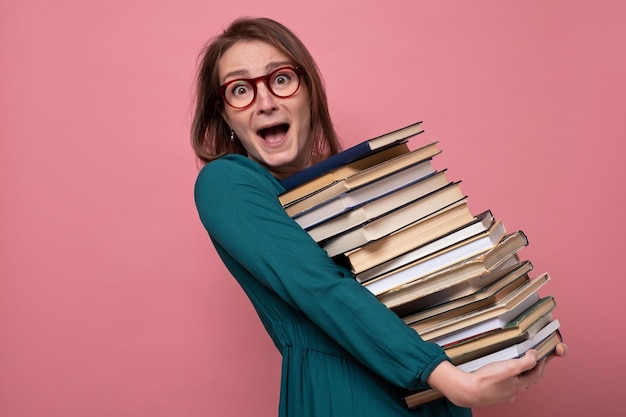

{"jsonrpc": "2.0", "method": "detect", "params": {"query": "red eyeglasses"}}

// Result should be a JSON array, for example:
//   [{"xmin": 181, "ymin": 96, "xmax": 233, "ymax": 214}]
[{"xmin": 218, "ymin": 66, "xmax": 305, "ymax": 110}]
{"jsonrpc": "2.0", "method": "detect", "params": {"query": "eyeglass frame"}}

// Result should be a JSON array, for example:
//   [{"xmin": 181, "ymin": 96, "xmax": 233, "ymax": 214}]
[{"xmin": 218, "ymin": 66, "xmax": 305, "ymax": 110}]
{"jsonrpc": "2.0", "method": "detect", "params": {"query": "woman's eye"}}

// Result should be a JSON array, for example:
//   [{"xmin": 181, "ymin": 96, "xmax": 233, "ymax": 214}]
[
  {"xmin": 230, "ymin": 83, "xmax": 251, "ymax": 97},
  {"xmin": 273, "ymin": 73, "xmax": 292, "ymax": 86}
]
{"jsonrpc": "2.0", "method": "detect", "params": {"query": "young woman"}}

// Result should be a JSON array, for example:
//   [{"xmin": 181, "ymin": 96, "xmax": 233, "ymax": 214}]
[{"xmin": 192, "ymin": 17, "xmax": 566, "ymax": 417}]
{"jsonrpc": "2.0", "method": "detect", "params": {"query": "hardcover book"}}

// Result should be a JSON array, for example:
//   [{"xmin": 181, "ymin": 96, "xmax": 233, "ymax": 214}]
[{"xmin": 279, "ymin": 121, "xmax": 424, "ymax": 191}]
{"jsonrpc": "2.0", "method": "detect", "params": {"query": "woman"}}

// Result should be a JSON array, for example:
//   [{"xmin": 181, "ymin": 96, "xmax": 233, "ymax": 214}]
[{"xmin": 192, "ymin": 17, "xmax": 566, "ymax": 417}]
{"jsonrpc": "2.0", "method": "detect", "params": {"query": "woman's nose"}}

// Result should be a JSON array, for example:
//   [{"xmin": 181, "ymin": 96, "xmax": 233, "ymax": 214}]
[{"xmin": 254, "ymin": 83, "xmax": 278, "ymax": 113}]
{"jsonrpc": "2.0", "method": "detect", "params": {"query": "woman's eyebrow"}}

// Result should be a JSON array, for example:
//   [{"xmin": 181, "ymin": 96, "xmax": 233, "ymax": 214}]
[
  {"xmin": 265, "ymin": 61, "xmax": 294, "ymax": 71},
  {"xmin": 222, "ymin": 69, "xmax": 250, "ymax": 82},
  {"xmin": 222, "ymin": 61, "xmax": 296, "ymax": 82}
]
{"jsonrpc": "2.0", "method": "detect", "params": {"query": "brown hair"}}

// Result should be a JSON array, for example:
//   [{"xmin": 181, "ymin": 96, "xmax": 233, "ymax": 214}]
[{"xmin": 191, "ymin": 17, "xmax": 341, "ymax": 165}]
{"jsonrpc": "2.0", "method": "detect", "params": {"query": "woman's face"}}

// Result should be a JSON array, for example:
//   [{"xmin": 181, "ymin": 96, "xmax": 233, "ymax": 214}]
[{"xmin": 218, "ymin": 40, "xmax": 314, "ymax": 178}]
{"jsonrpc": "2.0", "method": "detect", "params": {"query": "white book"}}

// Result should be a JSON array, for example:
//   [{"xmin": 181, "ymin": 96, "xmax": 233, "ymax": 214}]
[
  {"xmin": 363, "ymin": 224, "xmax": 510, "ymax": 296},
  {"xmin": 356, "ymin": 211, "xmax": 496, "ymax": 283},
  {"xmin": 457, "ymin": 319, "xmax": 561, "ymax": 373},
  {"xmin": 320, "ymin": 190, "xmax": 468, "ymax": 258},
  {"xmin": 422, "ymin": 273, "xmax": 550, "ymax": 345},
  {"xmin": 307, "ymin": 172, "xmax": 450, "ymax": 242},
  {"xmin": 294, "ymin": 161, "xmax": 439, "ymax": 229},
  {"xmin": 380, "ymin": 254, "xmax": 523, "ymax": 312}
]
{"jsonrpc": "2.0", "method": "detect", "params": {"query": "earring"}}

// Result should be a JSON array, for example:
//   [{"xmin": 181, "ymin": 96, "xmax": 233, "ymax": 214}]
[{"xmin": 229, "ymin": 129, "xmax": 235, "ymax": 142}]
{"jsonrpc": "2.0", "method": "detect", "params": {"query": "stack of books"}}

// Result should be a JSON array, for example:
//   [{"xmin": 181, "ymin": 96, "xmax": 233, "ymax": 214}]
[{"xmin": 278, "ymin": 121, "xmax": 563, "ymax": 409}]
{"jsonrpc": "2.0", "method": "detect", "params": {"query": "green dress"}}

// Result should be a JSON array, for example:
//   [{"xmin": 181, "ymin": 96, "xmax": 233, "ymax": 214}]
[{"xmin": 194, "ymin": 155, "xmax": 472, "ymax": 417}]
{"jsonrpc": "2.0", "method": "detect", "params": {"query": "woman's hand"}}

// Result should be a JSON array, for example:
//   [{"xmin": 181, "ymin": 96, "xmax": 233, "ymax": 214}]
[{"xmin": 427, "ymin": 342, "xmax": 568, "ymax": 408}]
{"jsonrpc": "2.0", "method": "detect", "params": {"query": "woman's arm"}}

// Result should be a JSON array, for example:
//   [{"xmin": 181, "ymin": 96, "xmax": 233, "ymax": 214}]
[{"xmin": 194, "ymin": 156, "xmax": 448, "ymax": 391}]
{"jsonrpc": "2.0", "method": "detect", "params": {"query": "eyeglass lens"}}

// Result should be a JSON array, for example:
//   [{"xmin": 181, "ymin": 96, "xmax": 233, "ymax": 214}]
[{"xmin": 222, "ymin": 67, "xmax": 301, "ymax": 109}]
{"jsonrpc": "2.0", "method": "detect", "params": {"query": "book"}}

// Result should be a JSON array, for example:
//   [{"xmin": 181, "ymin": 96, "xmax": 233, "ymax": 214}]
[
  {"xmin": 372, "ymin": 231, "xmax": 528, "ymax": 300},
  {"xmin": 353, "ymin": 216, "xmax": 505, "ymax": 280},
  {"xmin": 388, "ymin": 255, "xmax": 525, "ymax": 315},
  {"xmin": 295, "ymin": 163, "xmax": 444, "ymax": 230},
  {"xmin": 279, "ymin": 121, "xmax": 424, "ymax": 192},
  {"xmin": 404, "ymin": 389, "xmax": 446, "ymax": 410},
  {"xmin": 307, "ymin": 171, "xmax": 449, "ymax": 242},
  {"xmin": 399, "ymin": 260, "xmax": 533, "ymax": 327},
  {"xmin": 355, "ymin": 210, "xmax": 495, "ymax": 283},
  {"xmin": 322, "ymin": 196, "xmax": 471, "ymax": 258},
  {"xmin": 284, "ymin": 142, "xmax": 440, "ymax": 217},
  {"xmin": 419, "ymin": 273, "xmax": 550, "ymax": 346},
  {"xmin": 280, "ymin": 142, "xmax": 412, "ymax": 207},
  {"xmin": 403, "ymin": 319, "xmax": 562, "ymax": 409},
  {"xmin": 456, "ymin": 318, "xmax": 561, "ymax": 372},
  {"xmin": 444, "ymin": 296, "xmax": 556, "ymax": 365},
  {"xmin": 448, "ymin": 312, "xmax": 554, "ymax": 364}
]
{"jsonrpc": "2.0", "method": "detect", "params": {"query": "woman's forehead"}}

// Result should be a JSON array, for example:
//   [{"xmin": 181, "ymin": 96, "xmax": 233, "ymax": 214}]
[{"xmin": 219, "ymin": 40, "xmax": 291, "ymax": 81}]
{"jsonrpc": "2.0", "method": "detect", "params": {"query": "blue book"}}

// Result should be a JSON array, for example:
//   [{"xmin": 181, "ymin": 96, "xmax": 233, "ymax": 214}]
[{"xmin": 279, "ymin": 121, "xmax": 424, "ymax": 190}]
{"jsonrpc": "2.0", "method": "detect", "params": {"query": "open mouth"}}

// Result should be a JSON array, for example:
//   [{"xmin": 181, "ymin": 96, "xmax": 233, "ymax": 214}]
[{"xmin": 258, "ymin": 124, "xmax": 290, "ymax": 143}]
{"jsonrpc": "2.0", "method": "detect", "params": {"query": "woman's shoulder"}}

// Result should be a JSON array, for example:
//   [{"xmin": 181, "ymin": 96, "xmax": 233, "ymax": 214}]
[
  {"xmin": 197, "ymin": 154, "xmax": 264, "ymax": 179},
  {"xmin": 194, "ymin": 154, "xmax": 281, "ymax": 194}
]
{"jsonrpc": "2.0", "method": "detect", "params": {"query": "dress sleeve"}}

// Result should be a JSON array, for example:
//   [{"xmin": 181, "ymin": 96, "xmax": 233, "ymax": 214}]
[{"xmin": 194, "ymin": 156, "xmax": 449, "ymax": 391}]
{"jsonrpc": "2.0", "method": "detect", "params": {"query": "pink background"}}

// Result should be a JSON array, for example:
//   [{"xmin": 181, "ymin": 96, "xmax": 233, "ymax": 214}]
[{"xmin": 2, "ymin": 1, "xmax": 624, "ymax": 416}]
